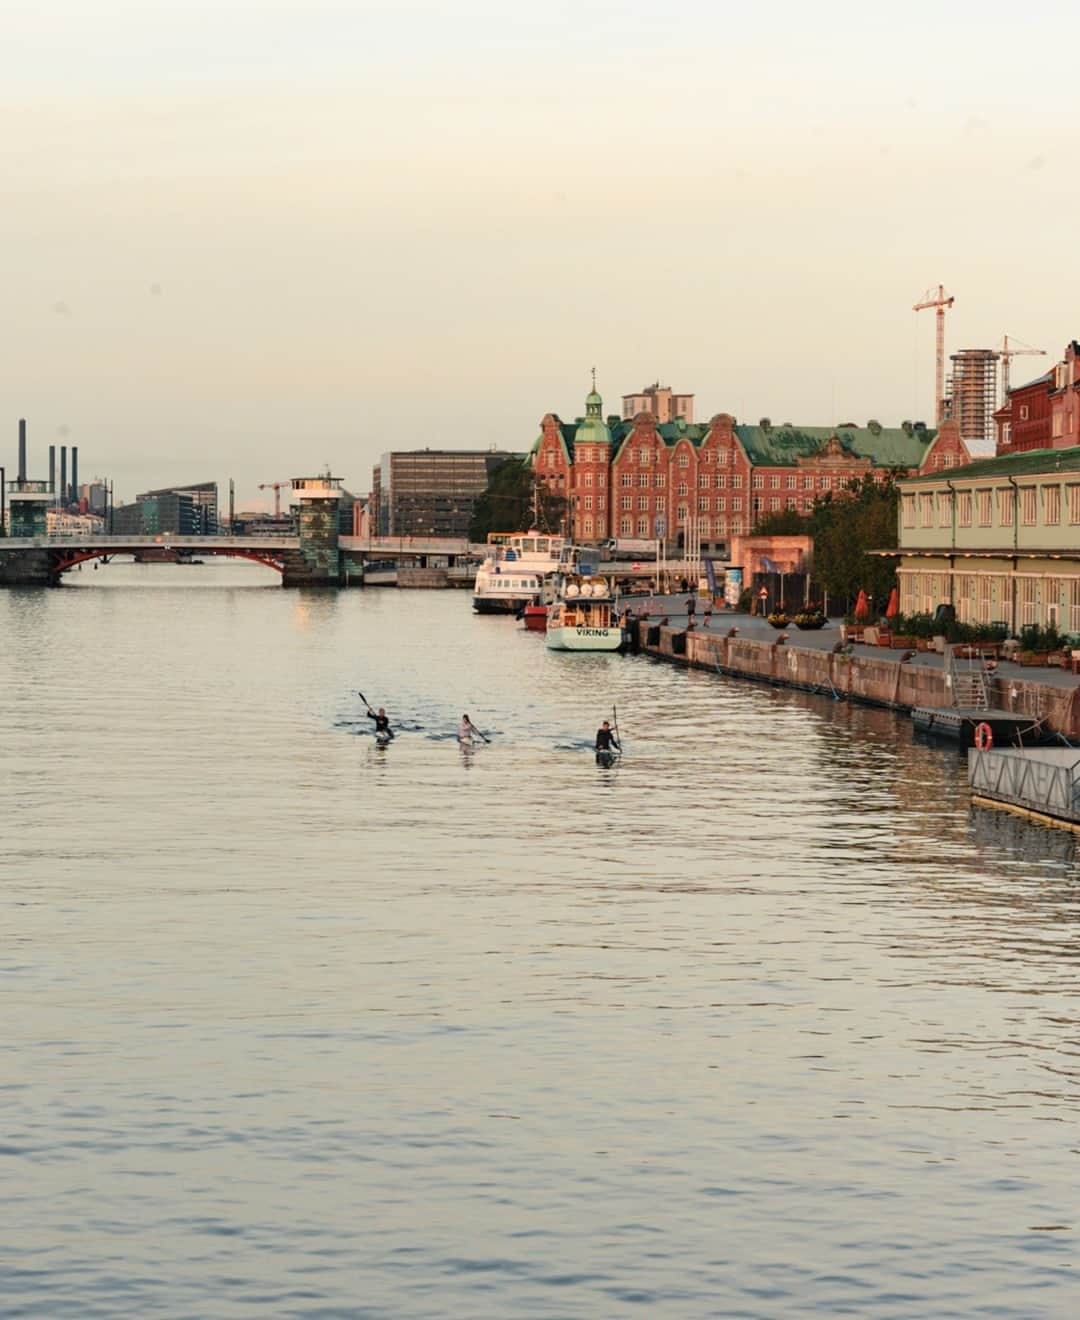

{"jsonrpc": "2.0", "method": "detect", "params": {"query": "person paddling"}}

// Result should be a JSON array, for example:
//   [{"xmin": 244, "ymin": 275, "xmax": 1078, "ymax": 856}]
[
  {"xmin": 459, "ymin": 713, "xmax": 479, "ymax": 742},
  {"xmin": 366, "ymin": 705, "xmax": 394, "ymax": 739},
  {"xmin": 595, "ymin": 720, "xmax": 621, "ymax": 754}
]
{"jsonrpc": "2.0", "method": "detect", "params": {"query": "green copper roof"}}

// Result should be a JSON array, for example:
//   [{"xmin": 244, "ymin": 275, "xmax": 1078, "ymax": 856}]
[
  {"xmin": 535, "ymin": 411, "xmax": 937, "ymax": 469},
  {"xmin": 575, "ymin": 385, "xmax": 613, "ymax": 447},
  {"xmin": 734, "ymin": 423, "xmax": 936, "ymax": 468},
  {"xmin": 575, "ymin": 415, "xmax": 612, "ymax": 448},
  {"xmin": 903, "ymin": 444, "xmax": 1080, "ymax": 484}
]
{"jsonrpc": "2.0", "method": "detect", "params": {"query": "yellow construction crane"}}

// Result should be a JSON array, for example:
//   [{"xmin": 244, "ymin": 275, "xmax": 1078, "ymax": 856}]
[
  {"xmin": 997, "ymin": 334, "xmax": 1046, "ymax": 404},
  {"xmin": 913, "ymin": 284, "xmax": 955, "ymax": 425}
]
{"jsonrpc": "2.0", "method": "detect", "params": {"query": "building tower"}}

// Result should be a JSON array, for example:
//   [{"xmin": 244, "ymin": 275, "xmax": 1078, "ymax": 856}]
[
  {"xmin": 284, "ymin": 472, "xmax": 344, "ymax": 585},
  {"xmin": 8, "ymin": 419, "xmax": 53, "ymax": 536},
  {"xmin": 947, "ymin": 349, "xmax": 999, "ymax": 451},
  {"xmin": 572, "ymin": 372, "xmax": 613, "ymax": 543}
]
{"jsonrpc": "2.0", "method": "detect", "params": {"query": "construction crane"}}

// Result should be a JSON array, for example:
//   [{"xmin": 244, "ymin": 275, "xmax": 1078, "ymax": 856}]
[
  {"xmin": 258, "ymin": 480, "xmax": 292, "ymax": 517},
  {"xmin": 997, "ymin": 334, "xmax": 1046, "ymax": 404},
  {"xmin": 913, "ymin": 284, "xmax": 955, "ymax": 425}
]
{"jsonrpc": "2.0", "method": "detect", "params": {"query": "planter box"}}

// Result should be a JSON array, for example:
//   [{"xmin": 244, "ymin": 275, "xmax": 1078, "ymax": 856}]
[
  {"xmin": 1018, "ymin": 651, "xmax": 1051, "ymax": 667},
  {"xmin": 890, "ymin": 634, "xmax": 916, "ymax": 649}
]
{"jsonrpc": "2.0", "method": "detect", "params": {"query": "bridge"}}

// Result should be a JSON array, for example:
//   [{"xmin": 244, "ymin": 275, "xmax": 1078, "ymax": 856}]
[
  {"xmin": 0, "ymin": 527, "xmax": 701, "ymax": 591},
  {"xmin": 0, "ymin": 530, "xmax": 483, "ymax": 588}
]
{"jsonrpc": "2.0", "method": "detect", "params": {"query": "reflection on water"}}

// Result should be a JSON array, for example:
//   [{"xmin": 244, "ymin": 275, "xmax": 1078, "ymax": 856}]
[{"xmin": 2, "ymin": 563, "xmax": 1079, "ymax": 1318}]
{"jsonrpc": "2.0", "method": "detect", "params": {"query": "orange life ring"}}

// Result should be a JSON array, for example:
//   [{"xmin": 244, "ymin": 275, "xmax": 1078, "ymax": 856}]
[{"xmin": 974, "ymin": 722, "xmax": 993, "ymax": 751}]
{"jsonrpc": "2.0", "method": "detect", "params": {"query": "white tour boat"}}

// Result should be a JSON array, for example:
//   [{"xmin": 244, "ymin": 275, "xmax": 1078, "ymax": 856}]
[
  {"xmin": 472, "ymin": 531, "xmax": 569, "ymax": 615},
  {"xmin": 545, "ymin": 577, "xmax": 624, "ymax": 651}
]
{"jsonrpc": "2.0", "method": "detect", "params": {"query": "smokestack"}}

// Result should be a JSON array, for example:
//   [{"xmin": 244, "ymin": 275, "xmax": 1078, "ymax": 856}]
[
  {"xmin": 49, "ymin": 445, "xmax": 56, "ymax": 495},
  {"xmin": 60, "ymin": 446, "xmax": 67, "ymax": 507},
  {"xmin": 18, "ymin": 419, "xmax": 26, "ymax": 483},
  {"xmin": 71, "ymin": 446, "xmax": 78, "ymax": 504}
]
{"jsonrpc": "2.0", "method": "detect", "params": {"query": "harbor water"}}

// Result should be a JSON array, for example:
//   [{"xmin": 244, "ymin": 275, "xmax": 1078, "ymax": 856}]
[{"xmin": 2, "ymin": 562, "xmax": 1079, "ymax": 1317}]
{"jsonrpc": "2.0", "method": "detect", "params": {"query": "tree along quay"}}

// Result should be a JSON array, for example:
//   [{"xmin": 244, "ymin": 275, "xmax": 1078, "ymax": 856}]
[{"xmin": 634, "ymin": 620, "xmax": 1080, "ymax": 739}]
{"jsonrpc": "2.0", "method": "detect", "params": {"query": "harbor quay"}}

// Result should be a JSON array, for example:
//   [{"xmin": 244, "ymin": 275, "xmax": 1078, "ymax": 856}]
[{"xmin": 626, "ymin": 603, "xmax": 1080, "ymax": 740}]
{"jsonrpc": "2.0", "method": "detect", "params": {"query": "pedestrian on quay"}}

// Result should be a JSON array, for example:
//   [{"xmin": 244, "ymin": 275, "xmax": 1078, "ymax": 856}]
[
  {"xmin": 703, "ymin": 600, "xmax": 712, "ymax": 628},
  {"xmin": 685, "ymin": 595, "xmax": 696, "ymax": 621}
]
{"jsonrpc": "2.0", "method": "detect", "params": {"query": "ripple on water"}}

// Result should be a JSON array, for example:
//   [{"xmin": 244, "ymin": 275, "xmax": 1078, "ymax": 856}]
[{"xmin": 2, "ymin": 570, "xmax": 1080, "ymax": 1317}]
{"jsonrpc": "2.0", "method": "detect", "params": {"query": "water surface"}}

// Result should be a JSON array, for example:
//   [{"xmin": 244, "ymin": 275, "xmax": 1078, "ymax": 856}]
[{"xmin": 2, "ymin": 562, "xmax": 1079, "ymax": 1317}]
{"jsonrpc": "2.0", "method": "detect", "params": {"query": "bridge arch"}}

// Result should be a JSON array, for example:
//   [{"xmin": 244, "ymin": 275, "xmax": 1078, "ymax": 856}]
[{"xmin": 50, "ymin": 546, "xmax": 287, "ymax": 576}]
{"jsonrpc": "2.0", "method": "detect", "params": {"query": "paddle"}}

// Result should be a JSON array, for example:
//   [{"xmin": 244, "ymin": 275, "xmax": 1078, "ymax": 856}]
[
  {"xmin": 466, "ymin": 719, "xmax": 491, "ymax": 744},
  {"xmin": 612, "ymin": 702, "xmax": 623, "ymax": 754}
]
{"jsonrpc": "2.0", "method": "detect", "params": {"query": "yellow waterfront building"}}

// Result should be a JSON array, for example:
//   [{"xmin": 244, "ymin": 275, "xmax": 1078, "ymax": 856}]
[{"xmin": 890, "ymin": 447, "xmax": 1080, "ymax": 633}]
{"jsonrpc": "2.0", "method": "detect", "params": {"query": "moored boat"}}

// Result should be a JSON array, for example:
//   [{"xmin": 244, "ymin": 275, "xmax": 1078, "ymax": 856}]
[
  {"xmin": 521, "ymin": 602, "xmax": 548, "ymax": 631},
  {"xmin": 545, "ymin": 577, "xmax": 624, "ymax": 651},
  {"xmin": 472, "ymin": 531, "xmax": 569, "ymax": 615}
]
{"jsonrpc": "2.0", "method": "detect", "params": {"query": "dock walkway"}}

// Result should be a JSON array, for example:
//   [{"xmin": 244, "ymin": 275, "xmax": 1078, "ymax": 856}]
[{"xmin": 626, "ymin": 603, "xmax": 1080, "ymax": 740}]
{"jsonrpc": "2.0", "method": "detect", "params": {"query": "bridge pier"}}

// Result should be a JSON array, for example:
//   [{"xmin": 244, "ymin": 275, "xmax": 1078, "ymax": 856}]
[
  {"xmin": 281, "ymin": 474, "xmax": 345, "ymax": 587},
  {"xmin": 0, "ymin": 548, "xmax": 56, "ymax": 586}
]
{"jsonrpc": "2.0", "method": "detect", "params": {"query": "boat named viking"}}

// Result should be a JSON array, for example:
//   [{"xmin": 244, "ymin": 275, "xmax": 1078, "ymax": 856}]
[{"xmin": 545, "ymin": 578, "xmax": 624, "ymax": 651}]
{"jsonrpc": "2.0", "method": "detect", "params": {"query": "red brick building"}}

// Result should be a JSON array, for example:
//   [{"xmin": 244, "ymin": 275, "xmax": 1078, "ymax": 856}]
[
  {"xmin": 995, "ymin": 340, "xmax": 1080, "ymax": 455},
  {"xmin": 532, "ymin": 383, "xmax": 971, "ymax": 551}
]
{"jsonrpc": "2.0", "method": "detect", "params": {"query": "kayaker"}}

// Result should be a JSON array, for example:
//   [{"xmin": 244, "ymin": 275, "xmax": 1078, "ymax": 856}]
[
  {"xmin": 595, "ymin": 720, "xmax": 621, "ymax": 753},
  {"xmin": 366, "ymin": 706, "xmax": 394, "ymax": 739}
]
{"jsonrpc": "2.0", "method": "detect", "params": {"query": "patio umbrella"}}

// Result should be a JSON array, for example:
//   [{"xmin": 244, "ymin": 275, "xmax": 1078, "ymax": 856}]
[
  {"xmin": 885, "ymin": 586, "xmax": 899, "ymax": 619},
  {"xmin": 853, "ymin": 589, "xmax": 870, "ymax": 621}
]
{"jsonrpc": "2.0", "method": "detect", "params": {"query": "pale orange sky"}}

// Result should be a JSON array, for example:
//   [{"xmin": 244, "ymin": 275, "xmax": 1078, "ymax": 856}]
[{"xmin": 4, "ymin": 0, "xmax": 1078, "ymax": 503}]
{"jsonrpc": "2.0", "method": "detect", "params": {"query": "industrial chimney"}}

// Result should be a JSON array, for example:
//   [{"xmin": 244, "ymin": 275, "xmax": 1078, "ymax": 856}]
[
  {"xmin": 49, "ymin": 445, "xmax": 56, "ymax": 495},
  {"xmin": 60, "ymin": 447, "xmax": 67, "ymax": 508},
  {"xmin": 71, "ymin": 446, "xmax": 79, "ymax": 505},
  {"xmin": 18, "ymin": 419, "xmax": 26, "ymax": 483}
]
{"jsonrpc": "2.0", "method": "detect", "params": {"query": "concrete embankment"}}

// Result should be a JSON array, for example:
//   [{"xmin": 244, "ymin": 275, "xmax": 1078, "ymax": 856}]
[{"xmin": 636, "ymin": 622, "xmax": 1080, "ymax": 739}]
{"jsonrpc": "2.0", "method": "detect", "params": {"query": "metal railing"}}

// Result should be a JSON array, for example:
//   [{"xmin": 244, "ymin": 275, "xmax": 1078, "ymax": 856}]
[{"xmin": 970, "ymin": 750, "xmax": 1080, "ymax": 819}]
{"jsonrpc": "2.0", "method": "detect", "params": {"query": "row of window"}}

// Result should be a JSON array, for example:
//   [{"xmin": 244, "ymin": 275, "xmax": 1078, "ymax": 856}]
[
  {"xmin": 573, "ymin": 463, "xmax": 852, "ymax": 494},
  {"xmin": 903, "ymin": 482, "xmax": 1080, "ymax": 530},
  {"xmin": 578, "ymin": 516, "xmax": 747, "ymax": 537},
  {"xmin": 899, "ymin": 571, "xmax": 1080, "ymax": 631},
  {"xmin": 577, "ymin": 493, "xmax": 819, "ymax": 517}
]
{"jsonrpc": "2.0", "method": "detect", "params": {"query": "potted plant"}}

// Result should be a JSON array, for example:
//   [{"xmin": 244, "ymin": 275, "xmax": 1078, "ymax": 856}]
[
  {"xmin": 767, "ymin": 611, "xmax": 790, "ymax": 629},
  {"xmin": 793, "ymin": 609, "xmax": 827, "ymax": 630}
]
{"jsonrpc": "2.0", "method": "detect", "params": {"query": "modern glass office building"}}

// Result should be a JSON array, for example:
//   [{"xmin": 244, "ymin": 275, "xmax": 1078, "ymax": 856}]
[{"xmin": 373, "ymin": 450, "xmax": 516, "ymax": 537}]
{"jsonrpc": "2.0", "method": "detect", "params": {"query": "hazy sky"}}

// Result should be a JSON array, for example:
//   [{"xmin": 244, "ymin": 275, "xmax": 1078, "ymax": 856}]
[{"xmin": 5, "ymin": 0, "xmax": 1078, "ymax": 504}]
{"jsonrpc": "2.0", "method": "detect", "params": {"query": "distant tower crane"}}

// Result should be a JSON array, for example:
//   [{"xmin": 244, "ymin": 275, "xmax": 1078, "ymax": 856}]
[
  {"xmin": 997, "ymin": 334, "xmax": 1046, "ymax": 405},
  {"xmin": 258, "ymin": 480, "xmax": 291, "ymax": 517},
  {"xmin": 913, "ymin": 284, "xmax": 955, "ymax": 425}
]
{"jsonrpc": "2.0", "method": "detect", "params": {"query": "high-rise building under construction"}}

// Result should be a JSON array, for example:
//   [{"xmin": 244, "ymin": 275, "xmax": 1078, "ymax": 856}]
[{"xmin": 946, "ymin": 349, "xmax": 999, "ymax": 453}]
